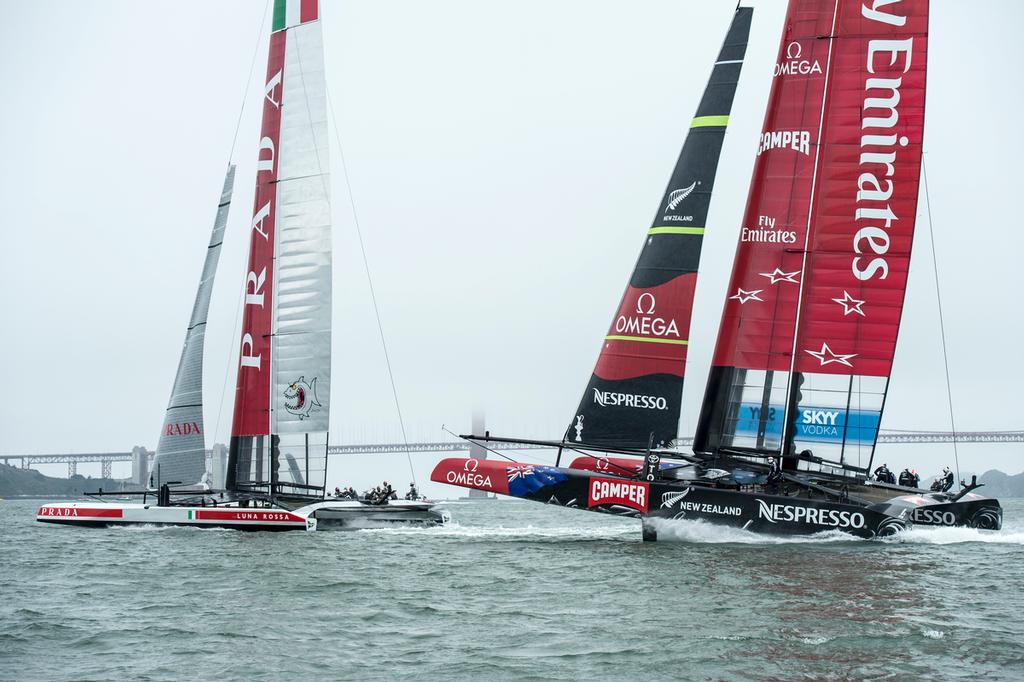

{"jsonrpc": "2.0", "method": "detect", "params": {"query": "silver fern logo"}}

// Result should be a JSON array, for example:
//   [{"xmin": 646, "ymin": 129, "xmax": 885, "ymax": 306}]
[{"xmin": 665, "ymin": 181, "xmax": 698, "ymax": 211}]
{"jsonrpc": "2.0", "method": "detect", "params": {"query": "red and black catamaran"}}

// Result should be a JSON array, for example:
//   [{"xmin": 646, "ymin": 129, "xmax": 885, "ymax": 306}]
[{"xmin": 432, "ymin": 0, "xmax": 1001, "ymax": 539}]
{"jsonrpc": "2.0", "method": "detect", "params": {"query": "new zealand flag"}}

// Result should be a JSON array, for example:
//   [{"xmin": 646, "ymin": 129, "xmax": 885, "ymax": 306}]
[{"xmin": 506, "ymin": 464, "xmax": 567, "ymax": 497}]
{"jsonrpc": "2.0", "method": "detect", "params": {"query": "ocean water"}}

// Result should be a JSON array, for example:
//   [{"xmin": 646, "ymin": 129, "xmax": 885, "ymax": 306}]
[{"xmin": 1, "ymin": 498, "xmax": 1023, "ymax": 681}]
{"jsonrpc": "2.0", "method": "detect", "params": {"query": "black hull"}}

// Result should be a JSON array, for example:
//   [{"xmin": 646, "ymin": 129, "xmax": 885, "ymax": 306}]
[{"xmin": 431, "ymin": 458, "xmax": 1002, "ymax": 540}]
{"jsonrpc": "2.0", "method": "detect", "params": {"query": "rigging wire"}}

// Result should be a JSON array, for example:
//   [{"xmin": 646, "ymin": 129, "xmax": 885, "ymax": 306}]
[
  {"xmin": 213, "ymin": 0, "xmax": 271, "ymax": 443},
  {"xmin": 322, "ymin": 71, "xmax": 418, "ymax": 484},
  {"xmin": 922, "ymin": 159, "xmax": 961, "ymax": 482}
]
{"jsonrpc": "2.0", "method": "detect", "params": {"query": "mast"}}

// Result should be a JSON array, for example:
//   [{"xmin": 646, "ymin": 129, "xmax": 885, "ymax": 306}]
[
  {"xmin": 227, "ymin": 0, "xmax": 331, "ymax": 503},
  {"xmin": 696, "ymin": 0, "xmax": 928, "ymax": 474},
  {"xmin": 567, "ymin": 7, "xmax": 752, "ymax": 450},
  {"xmin": 152, "ymin": 166, "xmax": 236, "ymax": 488}
]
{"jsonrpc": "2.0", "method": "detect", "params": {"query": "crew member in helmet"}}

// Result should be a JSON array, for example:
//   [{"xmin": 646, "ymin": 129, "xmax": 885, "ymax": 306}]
[
  {"xmin": 405, "ymin": 482, "xmax": 419, "ymax": 500},
  {"xmin": 766, "ymin": 456, "xmax": 783, "ymax": 489},
  {"xmin": 898, "ymin": 468, "xmax": 914, "ymax": 487},
  {"xmin": 910, "ymin": 469, "xmax": 921, "ymax": 488},
  {"xmin": 874, "ymin": 463, "xmax": 895, "ymax": 484},
  {"xmin": 940, "ymin": 466, "xmax": 955, "ymax": 492}
]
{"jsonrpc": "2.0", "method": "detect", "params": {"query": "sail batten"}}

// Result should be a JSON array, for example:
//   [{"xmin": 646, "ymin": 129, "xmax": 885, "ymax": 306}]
[
  {"xmin": 152, "ymin": 165, "xmax": 236, "ymax": 488},
  {"xmin": 568, "ymin": 8, "xmax": 752, "ymax": 450}
]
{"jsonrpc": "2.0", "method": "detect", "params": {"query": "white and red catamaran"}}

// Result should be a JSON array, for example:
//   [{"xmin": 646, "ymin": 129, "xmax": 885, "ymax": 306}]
[
  {"xmin": 431, "ymin": 0, "xmax": 1001, "ymax": 539},
  {"xmin": 38, "ymin": 0, "xmax": 444, "ymax": 532}
]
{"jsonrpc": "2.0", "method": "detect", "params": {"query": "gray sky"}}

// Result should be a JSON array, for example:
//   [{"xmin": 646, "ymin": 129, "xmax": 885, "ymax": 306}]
[{"xmin": 2, "ymin": 1, "xmax": 1022, "ymax": 495}]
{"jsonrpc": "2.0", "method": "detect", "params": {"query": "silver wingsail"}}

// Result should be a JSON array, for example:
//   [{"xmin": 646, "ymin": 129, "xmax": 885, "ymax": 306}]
[{"xmin": 152, "ymin": 166, "xmax": 236, "ymax": 488}]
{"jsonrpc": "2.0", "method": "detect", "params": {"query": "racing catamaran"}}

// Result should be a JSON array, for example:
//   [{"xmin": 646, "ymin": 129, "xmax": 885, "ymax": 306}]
[
  {"xmin": 431, "ymin": 0, "xmax": 1001, "ymax": 539},
  {"xmin": 37, "ymin": 0, "xmax": 444, "ymax": 531}
]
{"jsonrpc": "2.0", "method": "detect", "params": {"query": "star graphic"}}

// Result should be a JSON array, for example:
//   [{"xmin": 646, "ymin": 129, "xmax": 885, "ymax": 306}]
[
  {"xmin": 759, "ymin": 268, "xmax": 801, "ymax": 285},
  {"xmin": 757, "ymin": 266, "xmax": 802, "ymax": 284},
  {"xmin": 805, "ymin": 342, "xmax": 857, "ymax": 367},
  {"xmin": 729, "ymin": 288, "xmax": 763, "ymax": 304},
  {"xmin": 832, "ymin": 290, "xmax": 866, "ymax": 316}
]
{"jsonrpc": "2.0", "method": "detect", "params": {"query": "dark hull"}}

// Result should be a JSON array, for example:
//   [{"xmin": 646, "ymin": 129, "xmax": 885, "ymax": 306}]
[
  {"xmin": 310, "ymin": 503, "xmax": 446, "ymax": 529},
  {"xmin": 430, "ymin": 458, "xmax": 1001, "ymax": 540}
]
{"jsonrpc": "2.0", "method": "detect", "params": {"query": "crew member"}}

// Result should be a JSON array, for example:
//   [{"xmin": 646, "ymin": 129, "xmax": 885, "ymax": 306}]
[
  {"xmin": 383, "ymin": 481, "xmax": 397, "ymax": 500},
  {"xmin": 898, "ymin": 468, "xmax": 913, "ymax": 487},
  {"xmin": 766, "ymin": 457, "xmax": 783, "ymax": 488},
  {"xmin": 405, "ymin": 482, "xmax": 419, "ymax": 500},
  {"xmin": 910, "ymin": 470, "xmax": 921, "ymax": 488},
  {"xmin": 874, "ymin": 463, "xmax": 894, "ymax": 484},
  {"xmin": 940, "ymin": 466, "xmax": 955, "ymax": 492}
]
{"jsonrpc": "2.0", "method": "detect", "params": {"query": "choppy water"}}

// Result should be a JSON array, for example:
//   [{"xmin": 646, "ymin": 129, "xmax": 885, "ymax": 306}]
[{"xmin": 1, "ymin": 498, "xmax": 1023, "ymax": 681}]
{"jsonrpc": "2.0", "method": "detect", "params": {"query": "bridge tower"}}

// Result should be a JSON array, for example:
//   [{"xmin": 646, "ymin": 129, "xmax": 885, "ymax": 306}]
[{"xmin": 467, "ymin": 411, "xmax": 490, "ymax": 499}]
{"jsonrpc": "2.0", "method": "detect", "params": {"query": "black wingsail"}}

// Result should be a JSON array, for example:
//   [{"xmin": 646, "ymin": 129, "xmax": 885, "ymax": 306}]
[{"xmin": 566, "ymin": 7, "xmax": 752, "ymax": 450}]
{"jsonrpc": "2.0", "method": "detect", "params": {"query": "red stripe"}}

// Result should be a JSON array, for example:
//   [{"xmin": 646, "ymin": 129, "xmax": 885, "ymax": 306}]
[
  {"xmin": 193, "ymin": 509, "xmax": 305, "ymax": 524},
  {"xmin": 38, "ymin": 506, "xmax": 123, "ymax": 519},
  {"xmin": 300, "ymin": 0, "xmax": 318, "ymax": 23},
  {"xmin": 231, "ymin": 30, "xmax": 286, "ymax": 437}
]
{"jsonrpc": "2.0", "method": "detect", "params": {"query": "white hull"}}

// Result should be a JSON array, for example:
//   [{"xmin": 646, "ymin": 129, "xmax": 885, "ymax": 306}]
[{"xmin": 36, "ymin": 499, "xmax": 447, "ymax": 532}]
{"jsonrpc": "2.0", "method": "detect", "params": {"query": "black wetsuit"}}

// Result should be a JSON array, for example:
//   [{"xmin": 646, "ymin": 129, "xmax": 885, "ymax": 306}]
[
  {"xmin": 941, "ymin": 471, "xmax": 955, "ymax": 492},
  {"xmin": 898, "ymin": 470, "xmax": 913, "ymax": 487}
]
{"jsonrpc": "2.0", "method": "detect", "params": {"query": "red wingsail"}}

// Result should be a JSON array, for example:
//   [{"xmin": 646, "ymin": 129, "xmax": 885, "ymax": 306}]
[{"xmin": 697, "ymin": 0, "xmax": 928, "ymax": 470}]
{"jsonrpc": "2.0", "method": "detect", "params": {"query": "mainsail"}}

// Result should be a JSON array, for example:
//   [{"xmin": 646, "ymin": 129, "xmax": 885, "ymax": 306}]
[
  {"xmin": 152, "ymin": 166, "xmax": 236, "ymax": 488},
  {"xmin": 567, "ymin": 7, "xmax": 752, "ymax": 450},
  {"xmin": 696, "ymin": 0, "xmax": 928, "ymax": 471},
  {"xmin": 227, "ymin": 0, "xmax": 332, "ymax": 501}
]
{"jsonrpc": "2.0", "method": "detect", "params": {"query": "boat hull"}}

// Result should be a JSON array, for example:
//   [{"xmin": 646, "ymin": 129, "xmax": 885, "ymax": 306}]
[
  {"xmin": 36, "ymin": 499, "xmax": 448, "ymax": 532},
  {"xmin": 36, "ymin": 503, "xmax": 314, "ymax": 531},
  {"xmin": 431, "ymin": 457, "xmax": 1001, "ymax": 539}
]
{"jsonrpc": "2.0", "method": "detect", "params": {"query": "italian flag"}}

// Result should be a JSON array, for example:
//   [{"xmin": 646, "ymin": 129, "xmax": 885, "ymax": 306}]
[{"xmin": 273, "ymin": 0, "xmax": 319, "ymax": 32}]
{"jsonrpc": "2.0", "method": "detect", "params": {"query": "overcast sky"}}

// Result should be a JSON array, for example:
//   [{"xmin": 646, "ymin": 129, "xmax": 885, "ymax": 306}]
[{"xmin": 2, "ymin": 1, "xmax": 1021, "ymax": 494}]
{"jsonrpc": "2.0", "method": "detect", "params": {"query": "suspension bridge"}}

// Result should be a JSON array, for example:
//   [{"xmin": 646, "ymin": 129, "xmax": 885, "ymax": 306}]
[{"xmin": 2, "ymin": 429, "xmax": 1021, "ymax": 484}]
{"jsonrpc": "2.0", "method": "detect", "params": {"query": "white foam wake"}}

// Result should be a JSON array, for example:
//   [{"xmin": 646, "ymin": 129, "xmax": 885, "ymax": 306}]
[
  {"xmin": 647, "ymin": 517, "xmax": 860, "ymax": 544},
  {"xmin": 885, "ymin": 525, "xmax": 1024, "ymax": 545}
]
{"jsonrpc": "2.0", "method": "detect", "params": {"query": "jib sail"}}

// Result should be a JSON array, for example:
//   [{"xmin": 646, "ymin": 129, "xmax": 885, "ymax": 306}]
[
  {"xmin": 227, "ymin": 0, "xmax": 332, "ymax": 501},
  {"xmin": 696, "ymin": 0, "xmax": 928, "ymax": 472},
  {"xmin": 567, "ymin": 7, "xmax": 752, "ymax": 450},
  {"xmin": 152, "ymin": 166, "xmax": 235, "ymax": 488}
]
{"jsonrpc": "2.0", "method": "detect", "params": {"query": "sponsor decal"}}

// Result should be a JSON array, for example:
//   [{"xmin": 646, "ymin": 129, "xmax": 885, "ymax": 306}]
[
  {"xmin": 851, "ymin": 8, "xmax": 915, "ymax": 281},
  {"xmin": 733, "ymin": 402, "xmax": 880, "ymax": 446},
  {"xmin": 757, "ymin": 130, "xmax": 810, "ymax": 156},
  {"xmin": 756, "ymin": 499, "xmax": 866, "ymax": 529},
  {"xmin": 284, "ymin": 376, "xmax": 322, "ymax": 420},
  {"xmin": 444, "ymin": 459, "xmax": 493, "ymax": 490},
  {"xmin": 677, "ymin": 500, "xmax": 743, "ymax": 517},
  {"xmin": 741, "ymin": 215, "xmax": 796, "ymax": 244},
  {"xmin": 38, "ymin": 506, "xmax": 123, "ymax": 519},
  {"xmin": 613, "ymin": 293, "xmax": 680, "ymax": 339},
  {"xmin": 592, "ymin": 388, "xmax": 668, "ymax": 411},
  {"xmin": 194, "ymin": 510, "xmax": 303, "ymax": 523},
  {"xmin": 773, "ymin": 41, "xmax": 823, "ymax": 78},
  {"xmin": 164, "ymin": 421, "xmax": 201, "ymax": 437},
  {"xmin": 911, "ymin": 508, "xmax": 957, "ymax": 526},
  {"xmin": 799, "ymin": 408, "xmax": 840, "ymax": 438},
  {"xmin": 588, "ymin": 477, "xmax": 649, "ymax": 513}
]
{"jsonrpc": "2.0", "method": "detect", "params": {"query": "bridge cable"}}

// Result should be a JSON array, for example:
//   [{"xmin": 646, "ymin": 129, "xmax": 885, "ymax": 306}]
[{"xmin": 922, "ymin": 159, "xmax": 960, "ymax": 482}]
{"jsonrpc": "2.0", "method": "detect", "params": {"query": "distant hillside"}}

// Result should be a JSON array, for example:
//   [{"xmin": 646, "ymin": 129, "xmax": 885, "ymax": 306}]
[
  {"xmin": 0, "ymin": 463, "xmax": 135, "ymax": 498},
  {"xmin": 976, "ymin": 470, "xmax": 1024, "ymax": 499}
]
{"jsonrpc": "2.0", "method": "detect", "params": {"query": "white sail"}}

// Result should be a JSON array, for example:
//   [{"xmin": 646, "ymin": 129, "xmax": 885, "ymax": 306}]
[
  {"xmin": 271, "ymin": 18, "xmax": 332, "ymax": 436},
  {"xmin": 153, "ymin": 166, "xmax": 236, "ymax": 487}
]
